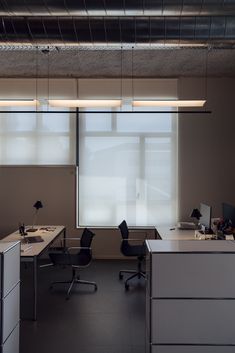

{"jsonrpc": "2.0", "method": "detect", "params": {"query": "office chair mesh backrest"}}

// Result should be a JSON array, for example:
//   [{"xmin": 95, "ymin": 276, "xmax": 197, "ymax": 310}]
[
  {"xmin": 118, "ymin": 220, "xmax": 132, "ymax": 256},
  {"xmin": 79, "ymin": 228, "xmax": 95, "ymax": 262},
  {"xmin": 119, "ymin": 220, "xmax": 129, "ymax": 240}
]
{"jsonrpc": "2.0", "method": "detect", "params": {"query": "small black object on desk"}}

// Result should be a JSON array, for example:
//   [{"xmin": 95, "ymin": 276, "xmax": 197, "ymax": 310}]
[{"xmin": 25, "ymin": 236, "xmax": 44, "ymax": 243}]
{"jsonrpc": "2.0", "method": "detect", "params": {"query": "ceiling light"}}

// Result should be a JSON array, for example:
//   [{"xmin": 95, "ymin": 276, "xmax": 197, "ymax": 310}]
[
  {"xmin": 132, "ymin": 100, "xmax": 206, "ymax": 108},
  {"xmin": 0, "ymin": 99, "xmax": 38, "ymax": 106},
  {"xmin": 48, "ymin": 99, "xmax": 122, "ymax": 108}
]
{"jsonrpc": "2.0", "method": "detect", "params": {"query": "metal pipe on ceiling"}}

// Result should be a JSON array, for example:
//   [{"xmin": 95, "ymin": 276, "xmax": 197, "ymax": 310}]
[{"xmin": 0, "ymin": 16, "xmax": 234, "ymax": 45}]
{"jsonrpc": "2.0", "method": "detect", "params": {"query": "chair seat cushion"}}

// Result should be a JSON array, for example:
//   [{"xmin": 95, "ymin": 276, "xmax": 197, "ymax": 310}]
[
  {"xmin": 49, "ymin": 250, "xmax": 91, "ymax": 266},
  {"xmin": 121, "ymin": 243, "xmax": 146, "ymax": 257}
]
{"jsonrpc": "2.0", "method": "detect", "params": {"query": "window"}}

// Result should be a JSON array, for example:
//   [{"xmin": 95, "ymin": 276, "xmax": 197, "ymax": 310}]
[
  {"xmin": 78, "ymin": 106, "xmax": 178, "ymax": 227},
  {"xmin": 0, "ymin": 106, "xmax": 76, "ymax": 165}
]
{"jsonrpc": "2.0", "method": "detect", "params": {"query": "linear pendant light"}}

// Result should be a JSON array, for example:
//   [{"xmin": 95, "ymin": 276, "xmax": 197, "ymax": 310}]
[
  {"xmin": 0, "ymin": 99, "xmax": 38, "ymax": 106},
  {"xmin": 48, "ymin": 99, "xmax": 122, "ymax": 108},
  {"xmin": 132, "ymin": 100, "xmax": 206, "ymax": 108}
]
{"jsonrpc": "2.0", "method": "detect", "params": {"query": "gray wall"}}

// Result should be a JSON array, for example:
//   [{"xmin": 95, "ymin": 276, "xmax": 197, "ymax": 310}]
[
  {"xmin": 178, "ymin": 78, "xmax": 235, "ymax": 220},
  {"xmin": 0, "ymin": 77, "xmax": 235, "ymax": 258}
]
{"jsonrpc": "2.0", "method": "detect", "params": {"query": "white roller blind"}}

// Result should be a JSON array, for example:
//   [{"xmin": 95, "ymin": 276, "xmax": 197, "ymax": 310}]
[
  {"xmin": 0, "ymin": 106, "xmax": 76, "ymax": 165},
  {"xmin": 78, "ymin": 106, "xmax": 178, "ymax": 227}
]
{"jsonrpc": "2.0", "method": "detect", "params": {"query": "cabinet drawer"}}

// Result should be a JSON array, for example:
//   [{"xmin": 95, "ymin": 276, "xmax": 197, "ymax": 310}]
[
  {"xmin": 152, "ymin": 254, "xmax": 235, "ymax": 298},
  {"xmin": 2, "ymin": 284, "xmax": 20, "ymax": 343},
  {"xmin": 152, "ymin": 346, "xmax": 235, "ymax": 353},
  {"xmin": 2, "ymin": 244, "xmax": 20, "ymax": 298},
  {"xmin": 152, "ymin": 299, "xmax": 235, "ymax": 345},
  {"xmin": 1, "ymin": 323, "xmax": 19, "ymax": 353}
]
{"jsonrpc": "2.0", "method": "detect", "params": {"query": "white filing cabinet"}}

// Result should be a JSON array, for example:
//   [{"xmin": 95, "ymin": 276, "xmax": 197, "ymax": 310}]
[
  {"xmin": 0, "ymin": 242, "xmax": 20, "ymax": 353},
  {"xmin": 146, "ymin": 239, "xmax": 235, "ymax": 353}
]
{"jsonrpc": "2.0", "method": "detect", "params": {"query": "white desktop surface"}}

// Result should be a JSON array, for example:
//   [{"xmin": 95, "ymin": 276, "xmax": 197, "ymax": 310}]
[
  {"xmin": 146, "ymin": 239, "xmax": 235, "ymax": 253},
  {"xmin": 4, "ymin": 225, "xmax": 65, "ymax": 257},
  {"xmin": 156, "ymin": 226, "xmax": 196, "ymax": 240}
]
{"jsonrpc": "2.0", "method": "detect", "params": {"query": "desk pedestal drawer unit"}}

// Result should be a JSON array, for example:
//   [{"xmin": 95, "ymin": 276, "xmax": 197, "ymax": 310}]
[
  {"xmin": 145, "ymin": 239, "xmax": 235, "ymax": 353},
  {"xmin": 0, "ymin": 241, "xmax": 20, "ymax": 353}
]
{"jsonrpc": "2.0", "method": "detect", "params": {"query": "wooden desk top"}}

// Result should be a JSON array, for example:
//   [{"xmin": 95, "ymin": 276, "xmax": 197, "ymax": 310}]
[
  {"xmin": 4, "ymin": 225, "xmax": 65, "ymax": 257},
  {"xmin": 156, "ymin": 226, "xmax": 196, "ymax": 240}
]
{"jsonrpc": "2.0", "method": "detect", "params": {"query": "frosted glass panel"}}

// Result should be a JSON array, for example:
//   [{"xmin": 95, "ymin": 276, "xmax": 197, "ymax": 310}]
[
  {"xmin": 0, "ymin": 107, "xmax": 76, "ymax": 165},
  {"xmin": 4, "ymin": 137, "xmax": 35, "ymax": 164},
  {"xmin": 117, "ymin": 114, "xmax": 172, "ymax": 133},
  {"xmin": 41, "ymin": 114, "xmax": 70, "ymax": 132},
  {"xmin": 5, "ymin": 115, "xmax": 37, "ymax": 131},
  {"xmin": 83, "ymin": 113, "xmax": 112, "ymax": 132},
  {"xmin": 78, "ymin": 107, "xmax": 177, "ymax": 227}
]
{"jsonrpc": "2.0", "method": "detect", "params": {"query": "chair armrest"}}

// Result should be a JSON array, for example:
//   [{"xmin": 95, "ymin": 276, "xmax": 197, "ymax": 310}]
[
  {"xmin": 67, "ymin": 246, "xmax": 91, "ymax": 251},
  {"xmin": 122, "ymin": 238, "xmax": 144, "ymax": 241},
  {"xmin": 57, "ymin": 237, "xmax": 81, "ymax": 247},
  {"xmin": 64, "ymin": 238, "xmax": 81, "ymax": 240}
]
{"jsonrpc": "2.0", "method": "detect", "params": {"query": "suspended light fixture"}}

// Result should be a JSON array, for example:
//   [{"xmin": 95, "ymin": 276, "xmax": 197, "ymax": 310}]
[
  {"xmin": 48, "ymin": 99, "xmax": 122, "ymax": 108},
  {"xmin": 132, "ymin": 100, "xmax": 206, "ymax": 108},
  {"xmin": 0, "ymin": 99, "xmax": 38, "ymax": 106}
]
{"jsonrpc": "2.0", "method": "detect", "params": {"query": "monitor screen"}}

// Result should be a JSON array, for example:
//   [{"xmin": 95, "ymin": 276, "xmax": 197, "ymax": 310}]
[
  {"xmin": 200, "ymin": 203, "xmax": 211, "ymax": 230},
  {"xmin": 222, "ymin": 203, "xmax": 235, "ymax": 227}
]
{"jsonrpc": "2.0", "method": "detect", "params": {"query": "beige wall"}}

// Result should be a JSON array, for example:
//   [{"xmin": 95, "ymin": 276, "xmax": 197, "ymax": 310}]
[{"xmin": 0, "ymin": 77, "xmax": 234, "ymax": 258}]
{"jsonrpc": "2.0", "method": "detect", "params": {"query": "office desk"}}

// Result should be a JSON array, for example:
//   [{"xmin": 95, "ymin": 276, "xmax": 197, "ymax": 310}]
[
  {"xmin": 146, "ymin": 237, "xmax": 235, "ymax": 353},
  {"xmin": 155, "ymin": 226, "xmax": 196, "ymax": 240},
  {"xmin": 4, "ymin": 225, "xmax": 66, "ymax": 320}
]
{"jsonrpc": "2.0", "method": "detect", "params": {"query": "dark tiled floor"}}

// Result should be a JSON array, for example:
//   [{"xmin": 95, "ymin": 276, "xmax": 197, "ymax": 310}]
[{"xmin": 20, "ymin": 260, "xmax": 146, "ymax": 353}]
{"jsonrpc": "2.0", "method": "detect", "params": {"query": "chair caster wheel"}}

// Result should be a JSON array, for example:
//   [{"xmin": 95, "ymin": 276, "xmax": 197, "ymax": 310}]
[
  {"xmin": 125, "ymin": 283, "xmax": 129, "ymax": 290},
  {"xmin": 119, "ymin": 273, "xmax": 123, "ymax": 280}
]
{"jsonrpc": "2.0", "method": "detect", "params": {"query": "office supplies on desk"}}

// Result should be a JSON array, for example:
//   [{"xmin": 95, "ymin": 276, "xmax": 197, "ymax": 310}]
[{"xmin": 24, "ymin": 236, "xmax": 44, "ymax": 243}]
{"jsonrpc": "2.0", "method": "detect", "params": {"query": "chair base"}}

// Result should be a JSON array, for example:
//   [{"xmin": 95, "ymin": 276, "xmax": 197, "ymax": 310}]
[
  {"xmin": 50, "ymin": 275, "xmax": 97, "ymax": 299},
  {"xmin": 119, "ymin": 269, "xmax": 146, "ymax": 290}
]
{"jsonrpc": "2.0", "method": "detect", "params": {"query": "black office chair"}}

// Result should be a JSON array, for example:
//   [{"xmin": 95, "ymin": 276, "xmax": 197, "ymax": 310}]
[
  {"xmin": 118, "ymin": 220, "xmax": 146, "ymax": 290},
  {"xmin": 49, "ymin": 228, "xmax": 97, "ymax": 299}
]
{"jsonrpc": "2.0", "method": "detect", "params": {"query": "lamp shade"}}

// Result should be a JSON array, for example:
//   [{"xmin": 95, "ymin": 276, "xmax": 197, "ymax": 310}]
[
  {"xmin": 190, "ymin": 208, "xmax": 202, "ymax": 220},
  {"xmin": 33, "ymin": 200, "xmax": 43, "ymax": 210}
]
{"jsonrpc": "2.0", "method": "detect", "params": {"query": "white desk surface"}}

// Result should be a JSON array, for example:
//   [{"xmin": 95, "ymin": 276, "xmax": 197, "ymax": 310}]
[
  {"xmin": 146, "ymin": 239, "xmax": 235, "ymax": 253},
  {"xmin": 4, "ymin": 225, "xmax": 65, "ymax": 257},
  {"xmin": 156, "ymin": 226, "xmax": 196, "ymax": 240}
]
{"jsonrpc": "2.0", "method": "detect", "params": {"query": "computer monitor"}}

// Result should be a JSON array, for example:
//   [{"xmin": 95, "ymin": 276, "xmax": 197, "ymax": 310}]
[
  {"xmin": 199, "ymin": 203, "xmax": 212, "ymax": 231},
  {"xmin": 222, "ymin": 203, "xmax": 235, "ymax": 227}
]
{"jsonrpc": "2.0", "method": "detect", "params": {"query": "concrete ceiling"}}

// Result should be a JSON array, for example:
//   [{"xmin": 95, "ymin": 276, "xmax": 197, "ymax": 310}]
[
  {"xmin": 0, "ymin": 0, "xmax": 235, "ymax": 78},
  {"xmin": 0, "ymin": 48, "xmax": 234, "ymax": 78}
]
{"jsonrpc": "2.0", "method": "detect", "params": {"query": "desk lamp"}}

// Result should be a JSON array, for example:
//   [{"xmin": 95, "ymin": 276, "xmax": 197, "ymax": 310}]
[
  {"xmin": 190, "ymin": 208, "xmax": 202, "ymax": 228},
  {"xmin": 27, "ymin": 200, "xmax": 43, "ymax": 232}
]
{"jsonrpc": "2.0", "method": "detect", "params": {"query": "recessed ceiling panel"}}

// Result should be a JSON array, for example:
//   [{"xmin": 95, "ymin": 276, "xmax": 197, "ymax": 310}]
[
  {"xmin": 180, "ymin": 17, "xmax": 196, "ymax": 40},
  {"xmin": 144, "ymin": 0, "xmax": 163, "ymax": 15},
  {"xmin": 136, "ymin": 17, "xmax": 150, "ymax": 43},
  {"xmin": 166, "ymin": 17, "xmax": 180, "ymax": 41},
  {"xmin": 106, "ymin": 18, "xmax": 121, "ymax": 43},
  {"xmin": 162, "ymin": 0, "xmax": 184, "ymax": 15},
  {"xmin": 150, "ymin": 17, "xmax": 165, "ymax": 42},
  {"xmin": 43, "ymin": 18, "xmax": 62, "ymax": 43},
  {"xmin": 59, "ymin": 18, "xmax": 77, "ymax": 43},
  {"xmin": 211, "ymin": 17, "xmax": 226, "ymax": 39},
  {"xmin": 90, "ymin": 17, "xmax": 106, "ymax": 43},
  {"xmin": 120, "ymin": 18, "xmax": 135, "ymax": 44},
  {"xmin": 23, "ymin": 0, "xmax": 51, "ymax": 15},
  {"xmin": 27, "ymin": 17, "xmax": 46, "ymax": 41},
  {"xmin": 74, "ymin": 18, "xmax": 92, "ymax": 43},
  {"xmin": 195, "ymin": 17, "xmax": 210, "ymax": 40},
  {"xmin": 225, "ymin": 16, "xmax": 235, "ymax": 38}
]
